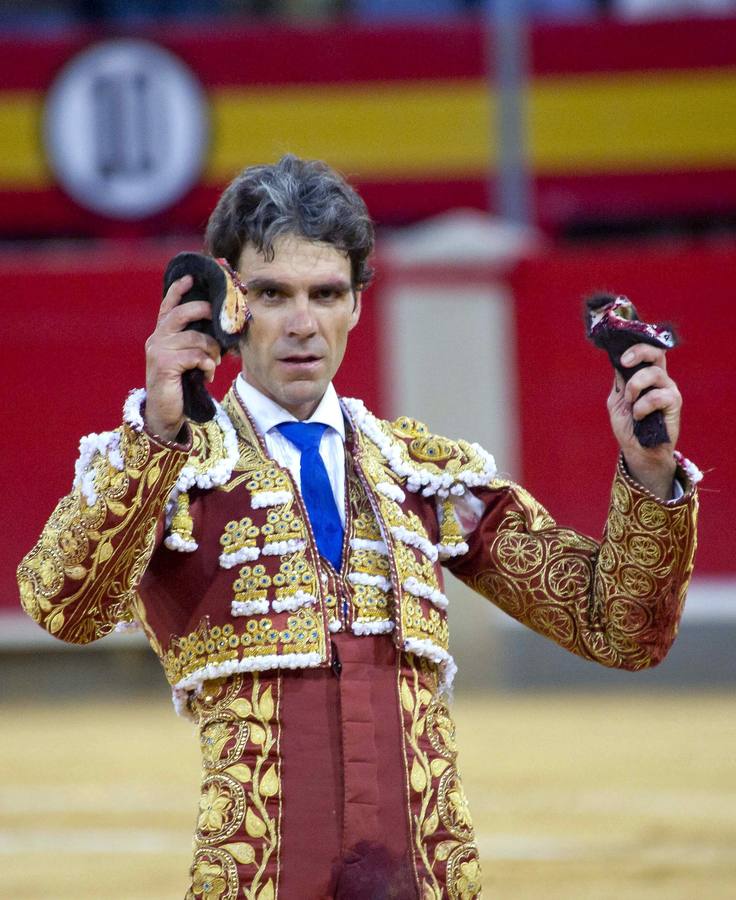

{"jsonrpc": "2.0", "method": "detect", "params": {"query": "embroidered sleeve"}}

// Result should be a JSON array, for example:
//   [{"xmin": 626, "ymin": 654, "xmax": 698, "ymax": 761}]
[
  {"xmin": 446, "ymin": 458, "xmax": 699, "ymax": 670},
  {"xmin": 17, "ymin": 419, "xmax": 190, "ymax": 644}
]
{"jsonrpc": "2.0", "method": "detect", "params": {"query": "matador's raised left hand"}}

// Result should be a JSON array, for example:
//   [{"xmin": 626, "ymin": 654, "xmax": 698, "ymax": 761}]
[{"xmin": 607, "ymin": 342, "xmax": 682, "ymax": 500}]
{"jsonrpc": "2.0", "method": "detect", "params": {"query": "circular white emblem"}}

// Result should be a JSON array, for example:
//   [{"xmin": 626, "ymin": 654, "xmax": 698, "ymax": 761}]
[{"xmin": 44, "ymin": 39, "xmax": 209, "ymax": 219}]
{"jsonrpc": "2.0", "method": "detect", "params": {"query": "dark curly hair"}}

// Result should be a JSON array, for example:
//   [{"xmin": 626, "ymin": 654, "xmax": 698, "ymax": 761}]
[{"xmin": 204, "ymin": 155, "xmax": 374, "ymax": 290}]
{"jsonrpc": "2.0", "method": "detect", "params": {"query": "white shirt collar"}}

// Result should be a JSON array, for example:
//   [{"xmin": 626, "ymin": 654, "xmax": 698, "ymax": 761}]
[{"xmin": 235, "ymin": 373, "xmax": 345, "ymax": 440}]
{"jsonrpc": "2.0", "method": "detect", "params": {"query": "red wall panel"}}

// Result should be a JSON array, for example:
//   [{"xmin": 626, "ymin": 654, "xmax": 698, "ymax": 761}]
[{"xmin": 509, "ymin": 241, "xmax": 736, "ymax": 574}]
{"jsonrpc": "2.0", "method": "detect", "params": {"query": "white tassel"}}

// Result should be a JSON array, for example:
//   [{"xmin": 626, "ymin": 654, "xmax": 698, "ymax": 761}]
[
  {"xmin": 349, "ymin": 538, "xmax": 389, "ymax": 555},
  {"xmin": 352, "ymin": 619, "xmax": 395, "ymax": 635},
  {"xmin": 348, "ymin": 572, "xmax": 392, "ymax": 591},
  {"xmin": 231, "ymin": 599, "xmax": 269, "ymax": 616},
  {"xmin": 342, "ymin": 397, "xmax": 496, "ymax": 497},
  {"xmin": 251, "ymin": 490, "xmax": 293, "ymax": 509},
  {"xmin": 262, "ymin": 539, "xmax": 307, "ymax": 556},
  {"xmin": 219, "ymin": 546, "xmax": 260, "ymax": 569},
  {"xmin": 73, "ymin": 430, "xmax": 124, "ymax": 506},
  {"xmin": 673, "ymin": 451, "xmax": 704, "ymax": 486},
  {"xmin": 402, "ymin": 577, "xmax": 449, "ymax": 610},
  {"xmin": 271, "ymin": 591, "xmax": 317, "ymax": 613},
  {"xmin": 164, "ymin": 532, "xmax": 198, "ymax": 553},
  {"xmin": 403, "ymin": 636, "xmax": 457, "ymax": 695},
  {"xmin": 390, "ymin": 525, "xmax": 438, "ymax": 563}
]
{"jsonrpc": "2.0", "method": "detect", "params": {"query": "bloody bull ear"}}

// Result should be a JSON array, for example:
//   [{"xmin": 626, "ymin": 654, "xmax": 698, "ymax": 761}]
[
  {"xmin": 584, "ymin": 292, "xmax": 678, "ymax": 448},
  {"xmin": 162, "ymin": 252, "xmax": 252, "ymax": 423}
]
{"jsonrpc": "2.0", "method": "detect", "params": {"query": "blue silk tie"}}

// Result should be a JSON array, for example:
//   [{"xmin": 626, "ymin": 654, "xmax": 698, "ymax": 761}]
[{"xmin": 276, "ymin": 422, "xmax": 344, "ymax": 571}]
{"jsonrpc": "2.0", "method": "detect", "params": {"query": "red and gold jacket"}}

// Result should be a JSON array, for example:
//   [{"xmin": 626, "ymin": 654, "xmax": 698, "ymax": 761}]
[{"xmin": 18, "ymin": 383, "xmax": 699, "ymax": 715}]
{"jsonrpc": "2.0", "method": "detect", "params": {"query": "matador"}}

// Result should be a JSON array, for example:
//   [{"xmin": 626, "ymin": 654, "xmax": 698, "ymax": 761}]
[{"xmin": 18, "ymin": 155, "xmax": 699, "ymax": 900}]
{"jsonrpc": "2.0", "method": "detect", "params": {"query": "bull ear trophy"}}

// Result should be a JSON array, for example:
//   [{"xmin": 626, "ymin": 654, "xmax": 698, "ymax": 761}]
[
  {"xmin": 162, "ymin": 252, "xmax": 251, "ymax": 422},
  {"xmin": 584, "ymin": 293, "xmax": 678, "ymax": 448}
]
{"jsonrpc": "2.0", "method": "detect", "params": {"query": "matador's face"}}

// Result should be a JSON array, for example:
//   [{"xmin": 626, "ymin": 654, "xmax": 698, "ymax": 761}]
[{"xmin": 237, "ymin": 235, "xmax": 361, "ymax": 420}]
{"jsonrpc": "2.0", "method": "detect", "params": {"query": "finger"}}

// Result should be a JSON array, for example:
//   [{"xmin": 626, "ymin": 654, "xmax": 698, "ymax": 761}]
[
  {"xmin": 607, "ymin": 372, "xmax": 624, "ymax": 408},
  {"xmin": 160, "ymin": 329, "xmax": 222, "ymax": 360},
  {"xmin": 632, "ymin": 387, "xmax": 681, "ymax": 421},
  {"xmin": 607, "ymin": 377, "xmax": 633, "ymax": 422},
  {"xmin": 159, "ymin": 275, "xmax": 193, "ymax": 317},
  {"xmin": 157, "ymin": 300, "xmax": 213, "ymax": 335},
  {"xmin": 624, "ymin": 365, "xmax": 673, "ymax": 404},
  {"xmin": 169, "ymin": 349, "xmax": 219, "ymax": 378},
  {"xmin": 620, "ymin": 342, "xmax": 668, "ymax": 371}
]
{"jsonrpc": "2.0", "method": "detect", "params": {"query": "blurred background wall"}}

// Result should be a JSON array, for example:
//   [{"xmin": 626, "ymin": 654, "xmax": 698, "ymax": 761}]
[{"xmin": 1, "ymin": 3, "xmax": 735, "ymax": 694}]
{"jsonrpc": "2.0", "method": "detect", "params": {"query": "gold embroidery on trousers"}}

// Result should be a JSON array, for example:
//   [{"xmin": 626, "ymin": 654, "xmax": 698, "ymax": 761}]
[
  {"xmin": 400, "ymin": 661, "xmax": 481, "ymax": 899},
  {"xmin": 188, "ymin": 673, "xmax": 282, "ymax": 900}
]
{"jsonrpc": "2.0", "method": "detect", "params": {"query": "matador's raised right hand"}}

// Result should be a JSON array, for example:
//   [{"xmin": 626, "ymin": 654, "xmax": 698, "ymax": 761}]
[{"xmin": 143, "ymin": 274, "xmax": 222, "ymax": 443}]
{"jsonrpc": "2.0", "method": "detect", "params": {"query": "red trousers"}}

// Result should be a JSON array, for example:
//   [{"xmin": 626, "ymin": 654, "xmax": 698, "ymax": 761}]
[{"xmin": 188, "ymin": 634, "xmax": 480, "ymax": 899}]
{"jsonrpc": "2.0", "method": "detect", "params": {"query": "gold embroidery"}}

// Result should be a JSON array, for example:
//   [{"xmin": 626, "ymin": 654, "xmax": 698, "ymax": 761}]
[
  {"xmin": 220, "ymin": 517, "xmax": 259, "ymax": 557},
  {"xmin": 230, "ymin": 550, "xmax": 317, "ymax": 611},
  {"xmin": 446, "ymin": 846, "xmax": 483, "ymax": 900},
  {"xmin": 196, "ymin": 677, "xmax": 247, "ymax": 718},
  {"xmin": 233, "ymin": 565, "xmax": 270, "ymax": 606},
  {"xmin": 351, "ymin": 547, "xmax": 391, "ymax": 578},
  {"xmin": 612, "ymin": 478, "xmax": 633, "ymax": 514},
  {"xmin": 547, "ymin": 556, "xmax": 592, "ymax": 597},
  {"xmin": 464, "ymin": 467, "xmax": 698, "ymax": 671},
  {"xmin": 393, "ymin": 416, "xmax": 430, "ymax": 439},
  {"xmin": 272, "ymin": 556, "xmax": 316, "ymax": 593},
  {"xmin": 389, "ymin": 511, "xmax": 449, "ymax": 649},
  {"xmin": 382, "ymin": 416, "xmax": 493, "ymax": 486},
  {"xmin": 188, "ymin": 418, "xmax": 232, "ymax": 480},
  {"xmin": 188, "ymin": 849, "xmax": 238, "ymax": 900},
  {"xmin": 17, "ymin": 426, "xmax": 184, "ymax": 643},
  {"xmin": 438, "ymin": 768, "xmax": 474, "ymax": 840},
  {"xmin": 636, "ymin": 499, "xmax": 668, "ymax": 529},
  {"xmin": 409, "ymin": 436, "xmax": 455, "ymax": 465},
  {"xmin": 216, "ymin": 393, "xmax": 282, "ymax": 492},
  {"xmin": 344, "ymin": 460, "xmax": 395, "ymax": 626},
  {"xmin": 246, "ymin": 467, "xmax": 291, "ymax": 496},
  {"xmin": 200, "ymin": 718, "xmax": 250, "ymax": 771},
  {"xmin": 188, "ymin": 673, "xmax": 281, "ymax": 900},
  {"xmin": 438, "ymin": 498, "xmax": 466, "ymax": 551},
  {"xmin": 352, "ymin": 511, "xmax": 384, "ymax": 543},
  {"xmin": 403, "ymin": 599, "xmax": 449, "ymax": 645},
  {"xmin": 606, "ymin": 508, "xmax": 626, "ymax": 542},
  {"xmin": 57, "ymin": 521, "xmax": 89, "ymax": 565},
  {"xmin": 426, "ymin": 698, "xmax": 457, "ymax": 761},
  {"xmin": 628, "ymin": 533, "xmax": 664, "ymax": 568},
  {"xmin": 494, "ymin": 531, "xmax": 544, "ymax": 575},
  {"xmin": 196, "ymin": 775, "xmax": 246, "ymax": 843},
  {"xmin": 170, "ymin": 491, "xmax": 195, "ymax": 544},
  {"xmin": 163, "ymin": 609, "xmax": 324, "ymax": 685},
  {"xmin": 400, "ymin": 663, "xmax": 480, "ymax": 898},
  {"xmin": 261, "ymin": 507, "xmax": 306, "ymax": 548}
]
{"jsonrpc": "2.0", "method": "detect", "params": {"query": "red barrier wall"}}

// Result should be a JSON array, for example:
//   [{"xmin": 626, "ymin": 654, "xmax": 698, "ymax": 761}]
[{"xmin": 508, "ymin": 241, "xmax": 735, "ymax": 573}]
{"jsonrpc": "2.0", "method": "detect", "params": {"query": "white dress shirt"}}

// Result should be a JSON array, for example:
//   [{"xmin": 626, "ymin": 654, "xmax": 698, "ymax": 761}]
[{"xmin": 235, "ymin": 374, "xmax": 348, "ymax": 525}]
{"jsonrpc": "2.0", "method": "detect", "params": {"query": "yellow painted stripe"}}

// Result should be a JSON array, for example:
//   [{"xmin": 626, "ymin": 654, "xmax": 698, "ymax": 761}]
[
  {"xmin": 1, "ymin": 69, "xmax": 736, "ymax": 187},
  {"xmin": 0, "ymin": 92, "xmax": 50, "ymax": 186},
  {"xmin": 529, "ymin": 68, "xmax": 736, "ymax": 174},
  {"xmin": 205, "ymin": 81, "xmax": 494, "ymax": 180}
]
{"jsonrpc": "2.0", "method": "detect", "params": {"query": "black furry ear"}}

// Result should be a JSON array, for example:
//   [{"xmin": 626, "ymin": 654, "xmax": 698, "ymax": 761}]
[
  {"xmin": 162, "ymin": 253, "xmax": 251, "ymax": 423},
  {"xmin": 583, "ymin": 293, "xmax": 678, "ymax": 448}
]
